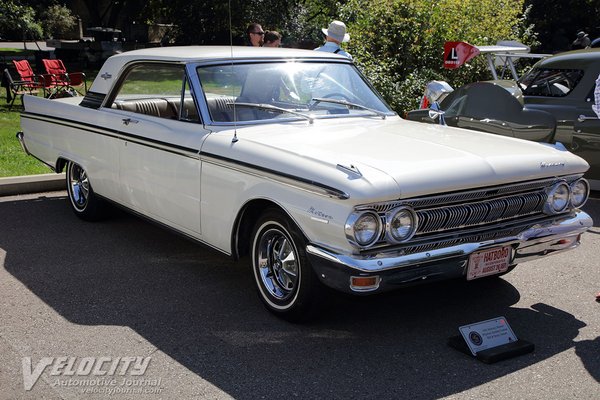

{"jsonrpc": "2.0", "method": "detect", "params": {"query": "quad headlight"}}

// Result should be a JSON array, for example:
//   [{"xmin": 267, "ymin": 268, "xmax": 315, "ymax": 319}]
[
  {"xmin": 345, "ymin": 211, "xmax": 382, "ymax": 247},
  {"xmin": 543, "ymin": 179, "xmax": 590, "ymax": 215},
  {"xmin": 346, "ymin": 206, "xmax": 418, "ymax": 248},
  {"xmin": 544, "ymin": 181, "xmax": 571, "ymax": 215},
  {"xmin": 570, "ymin": 178, "xmax": 589, "ymax": 208},
  {"xmin": 385, "ymin": 207, "xmax": 418, "ymax": 243}
]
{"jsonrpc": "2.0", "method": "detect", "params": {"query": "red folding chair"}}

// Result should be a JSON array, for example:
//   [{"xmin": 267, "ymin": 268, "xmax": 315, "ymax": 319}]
[
  {"xmin": 8, "ymin": 60, "xmax": 45, "ymax": 109},
  {"xmin": 41, "ymin": 59, "xmax": 87, "ymax": 98}
]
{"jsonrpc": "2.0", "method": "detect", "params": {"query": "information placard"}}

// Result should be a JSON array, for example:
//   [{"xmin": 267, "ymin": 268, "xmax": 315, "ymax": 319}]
[{"xmin": 459, "ymin": 317, "xmax": 518, "ymax": 356}]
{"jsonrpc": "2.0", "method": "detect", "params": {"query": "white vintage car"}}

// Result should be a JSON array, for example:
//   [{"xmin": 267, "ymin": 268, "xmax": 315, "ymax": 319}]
[{"xmin": 18, "ymin": 47, "xmax": 593, "ymax": 321}]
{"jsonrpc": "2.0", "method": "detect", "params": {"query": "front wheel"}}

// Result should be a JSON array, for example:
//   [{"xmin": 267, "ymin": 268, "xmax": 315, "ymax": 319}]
[
  {"xmin": 66, "ymin": 161, "xmax": 106, "ymax": 221},
  {"xmin": 251, "ymin": 209, "xmax": 323, "ymax": 322}
]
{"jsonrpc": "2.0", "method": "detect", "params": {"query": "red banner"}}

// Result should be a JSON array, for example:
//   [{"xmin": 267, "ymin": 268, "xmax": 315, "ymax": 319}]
[{"xmin": 443, "ymin": 41, "xmax": 480, "ymax": 69}]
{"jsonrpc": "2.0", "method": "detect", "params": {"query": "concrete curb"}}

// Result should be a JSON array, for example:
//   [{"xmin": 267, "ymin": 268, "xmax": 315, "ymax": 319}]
[{"xmin": 0, "ymin": 173, "xmax": 65, "ymax": 197}]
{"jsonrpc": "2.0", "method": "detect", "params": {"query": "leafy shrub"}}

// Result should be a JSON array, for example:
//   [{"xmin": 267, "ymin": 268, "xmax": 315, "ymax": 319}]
[
  {"xmin": 340, "ymin": 0, "xmax": 532, "ymax": 113},
  {"xmin": 41, "ymin": 4, "xmax": 77, "ymax": 39},
  {"xmin": 0, "ymin": 0, "xmax": 43, "ymax": 40}
]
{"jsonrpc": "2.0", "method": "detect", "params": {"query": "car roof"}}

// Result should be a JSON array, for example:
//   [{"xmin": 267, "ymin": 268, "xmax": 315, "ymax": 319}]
[
  {"xmin": 107, "ymin": 45, "xmax": 347, "ymax": 63},
  {"xmin": 533, "ymin": 48, "xmax": 600, "ymax": 69},
  {"xmin": 91, "ymin": 46, "xmax": 350, "ymax": 95}
]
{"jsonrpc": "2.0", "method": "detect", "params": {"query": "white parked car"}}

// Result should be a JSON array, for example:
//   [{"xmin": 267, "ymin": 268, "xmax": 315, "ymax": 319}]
[{"xmin": 18, "ymin": 47, "xmax": 593, "ymax": 321}]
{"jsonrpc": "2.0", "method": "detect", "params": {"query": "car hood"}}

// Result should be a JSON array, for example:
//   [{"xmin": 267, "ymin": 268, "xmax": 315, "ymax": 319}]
[{"xmin": 206, "ymin": 117, "xmax": 589, "ymax": 201}]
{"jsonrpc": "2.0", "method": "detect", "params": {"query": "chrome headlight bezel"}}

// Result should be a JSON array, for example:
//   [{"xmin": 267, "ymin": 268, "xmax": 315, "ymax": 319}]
[
  {"xmin": 385, "ymin": 206, "xmax": 418, "ymax": 243},
  {"xmin": 544, "ymin": 181, "xmax": 570, "ymax": 215},
  {"xmin": 345, "ymin": 210, "xmax": 382, "ymax": 248},
  {"xmin": 570, "ymin": 178, "xmax": 590, "ymax": 208}
]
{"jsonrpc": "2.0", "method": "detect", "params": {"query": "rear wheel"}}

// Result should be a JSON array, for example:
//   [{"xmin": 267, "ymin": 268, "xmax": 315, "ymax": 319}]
[
  {"xmin": 66, "ymin": 161, "xmax": 105, "ymax": 221},
  {"xmin": 251, "ymin": 209, "xmax": 323, "ymax": 322}
]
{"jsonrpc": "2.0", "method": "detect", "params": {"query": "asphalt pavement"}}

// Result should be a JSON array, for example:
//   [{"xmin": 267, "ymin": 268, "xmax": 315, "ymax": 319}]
[{"xmin": 0, "ymin": 190, "xmax": 598, "ymax": 399}]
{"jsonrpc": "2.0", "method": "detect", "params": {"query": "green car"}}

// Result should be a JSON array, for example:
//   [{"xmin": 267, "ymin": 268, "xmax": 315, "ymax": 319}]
[{"xmin": 519, "ymin": 49, "xmax": 600, "ymax": 190}]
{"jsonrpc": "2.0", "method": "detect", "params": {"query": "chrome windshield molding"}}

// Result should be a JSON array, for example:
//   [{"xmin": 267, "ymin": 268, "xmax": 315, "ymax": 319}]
[
  {"xmin": 192, "ymin": 58, "xmax": 395, "ymax": 126},
  {"xmin": 201, "ymin": 152, "xmax": 350, "ymax": 200},
  {"xmin": 194, "ymin": 58, "xmax": 354, "ymax": 68},
  {"xmin": 307, "ymin": 210, "xmax": 592, "ymax": 273}
]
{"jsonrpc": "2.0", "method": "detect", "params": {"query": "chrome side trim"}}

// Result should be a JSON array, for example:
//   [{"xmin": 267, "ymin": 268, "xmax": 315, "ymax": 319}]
[
  {"xmin": 21, "ymin": 113, "xmax": 200, "ymax": 160},
  {"xmin": 306, "ymin": 210, "xmax": 592, "ymax": 273},
  {"xmin": 201, "ymin": 152, "xmax": 350, "ymax": 200}
]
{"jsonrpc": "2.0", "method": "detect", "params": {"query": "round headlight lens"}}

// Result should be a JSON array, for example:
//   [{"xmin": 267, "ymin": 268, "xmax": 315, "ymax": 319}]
[
  {"xmin": 570, "ymin": 179, "xmax": 589, "ymax": 208},
  {"xmin": 346, "ymin": 211, "xmax": 381, "ymax": 247},
  {"xmin": 544, "ymin": 182, "xmax": 570, "ymax": 214},
  {"xmin": 386, "ymin": 207, "xmax": 417, "ymax": 243}
]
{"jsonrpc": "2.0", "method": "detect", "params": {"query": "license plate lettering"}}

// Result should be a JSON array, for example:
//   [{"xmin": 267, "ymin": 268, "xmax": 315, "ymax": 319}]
[{"xmin": 467, "ymin": 246, "xmax": 511, "ymax": 280}]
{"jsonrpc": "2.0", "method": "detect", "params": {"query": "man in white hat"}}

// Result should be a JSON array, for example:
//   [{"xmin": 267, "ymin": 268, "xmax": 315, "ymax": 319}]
[{"xmin": 315, "ymin": 20, "xmax": 352, "ymax": 60}]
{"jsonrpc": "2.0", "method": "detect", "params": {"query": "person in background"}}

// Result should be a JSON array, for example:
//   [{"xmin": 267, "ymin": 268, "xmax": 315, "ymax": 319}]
[
  {"xmin": 315, "ymin": 20, "xmax": 352, "ymax": 60},
  {"xmin": 246, "ymin": 23, "xmax": 265, "ymax": 47},
  {"xmin": 263, "ymin": 31, "xmax": 282, "ymax": 47},
  {"xmin": 571, "ymin": 31, "xmax": 591, "ymax": 50}
]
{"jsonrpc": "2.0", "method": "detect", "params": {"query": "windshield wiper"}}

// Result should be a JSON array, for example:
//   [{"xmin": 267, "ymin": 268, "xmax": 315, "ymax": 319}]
[
  {"xmin": 311, "ymin": 98, "xmax": 387, "ymax": 119},
  {"xmin": 228, "ymin": 102, "xmax": 313, "ymax": 124}
]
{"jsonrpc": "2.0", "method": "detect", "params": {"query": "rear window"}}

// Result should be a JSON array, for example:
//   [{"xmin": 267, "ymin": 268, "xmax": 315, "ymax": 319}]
[{"xmin": 518, "ymin": 68, "xmax": 584, "ymax": 97}]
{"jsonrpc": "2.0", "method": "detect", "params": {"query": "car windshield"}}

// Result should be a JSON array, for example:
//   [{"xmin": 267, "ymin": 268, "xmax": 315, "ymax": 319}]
[
  {"xmin": 518, "ymin": 68, "xmax": 584, "ymax": 97},
  {"xmin": 196, "ymin": 61, "xmax": 394, "ymax": 123}
]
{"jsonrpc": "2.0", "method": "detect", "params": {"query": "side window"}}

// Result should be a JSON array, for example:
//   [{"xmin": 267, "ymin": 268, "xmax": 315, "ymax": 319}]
[
  {"xmin": 519, "ymin": 68, "xmax": 584, "ymax": 97},
  {"xmin": 110, "ymin": 63, "xmax": 199, "ymax": 122}
]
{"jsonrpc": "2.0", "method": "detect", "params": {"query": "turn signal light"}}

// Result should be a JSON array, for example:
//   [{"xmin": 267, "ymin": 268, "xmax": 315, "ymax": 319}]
[{"xmin": 350, "ymin": 276, "xmax": 380, "ymax": 292}]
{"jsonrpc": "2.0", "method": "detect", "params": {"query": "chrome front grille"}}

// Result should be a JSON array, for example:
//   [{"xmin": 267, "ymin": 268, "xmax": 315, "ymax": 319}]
[
  {"xmin": 359, "ymin": 176, "xmax": 583, "ymax": 250},
  {"xmin": 416, "ymin": 191, "xmax": 546, "ymax": 234}
]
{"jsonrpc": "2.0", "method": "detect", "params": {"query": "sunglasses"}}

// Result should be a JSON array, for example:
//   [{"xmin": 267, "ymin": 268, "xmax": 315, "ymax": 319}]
[{"xmin": 251, "ymin": 31, "xmax": 265, "ymax": 35}]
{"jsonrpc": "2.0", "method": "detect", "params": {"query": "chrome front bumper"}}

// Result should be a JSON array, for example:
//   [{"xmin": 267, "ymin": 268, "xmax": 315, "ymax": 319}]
[{"xmin": 306, "ymin": 210, "xmax": 593, "ymax": 293}]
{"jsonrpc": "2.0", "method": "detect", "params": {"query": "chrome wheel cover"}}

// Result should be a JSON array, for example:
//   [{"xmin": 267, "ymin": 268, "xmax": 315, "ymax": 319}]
[
  {"xmin": 68, "ymin": 163, "xmax": 89, "ymax": 211},
  {"xmin": 256, "ymin": 227, "xmax": 299, "ymax": 302}
]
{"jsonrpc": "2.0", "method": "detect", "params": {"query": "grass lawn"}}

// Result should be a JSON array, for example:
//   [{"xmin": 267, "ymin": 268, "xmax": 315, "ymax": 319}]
[
  {"xmin": 0, "ymin": 95, "xmax": 51, "ymax": 177},
  {"xmin": 0, "ymin": 69, "xmax": 97, "ymax": 177},
  {"xmin": 0, "ymin": 48, "xmax": 35, "ymax": 56}
]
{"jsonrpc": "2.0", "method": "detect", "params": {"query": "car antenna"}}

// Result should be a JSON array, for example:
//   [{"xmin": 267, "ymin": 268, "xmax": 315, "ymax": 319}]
[{"xmin": 228, "ymin": 0, "xmax": 238, "ymax": 143}]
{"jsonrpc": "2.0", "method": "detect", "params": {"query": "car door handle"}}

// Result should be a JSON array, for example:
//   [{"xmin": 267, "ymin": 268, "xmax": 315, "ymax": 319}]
[
  {"xmin": 577, "ymin": 115, "xmax": 599, "ymax": 122},
  {"xmin": 122, "ymin": 118, "xmax": 139, "ymax": 125}
]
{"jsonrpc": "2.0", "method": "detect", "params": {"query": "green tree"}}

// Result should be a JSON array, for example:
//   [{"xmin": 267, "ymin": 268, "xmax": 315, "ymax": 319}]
[
  {"xmin": 339, "ymin": 0, "xmax": 531, "ymax": 113},
  {"xmin": 0, "ymin": 0, "xmax": 43, "ymax": 40},
  {"xmin": 41, "ymin": 4, "xmax": 77, "ymax": 39}
]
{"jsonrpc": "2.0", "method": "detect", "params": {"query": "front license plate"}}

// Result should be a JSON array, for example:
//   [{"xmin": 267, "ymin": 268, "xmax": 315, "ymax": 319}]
[{"xmin": 467, "ymin": 246, "xmax": 511, "ymax": 281}]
